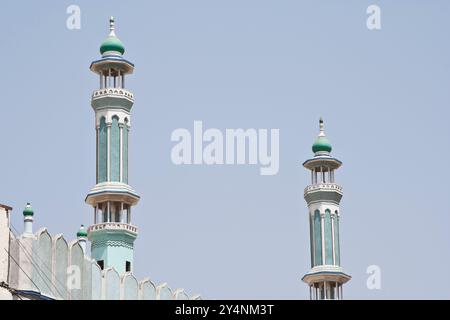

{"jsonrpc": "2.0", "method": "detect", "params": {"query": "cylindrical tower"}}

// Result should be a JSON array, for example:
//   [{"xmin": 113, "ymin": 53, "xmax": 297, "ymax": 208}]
[
  {"xmin": 85, "ymin": 17, "xmax": 140, "ymax": 275},
  {"xmin": 23, "ymin": 203, "xmax": 34, "ymax": 235},
  {"xmin": 77, "ymin": 225, "xmax": 88, "ymax": 255},
  {"xmin": 302, "ymin": 118, "xmax": 351, "ymax": 300}
]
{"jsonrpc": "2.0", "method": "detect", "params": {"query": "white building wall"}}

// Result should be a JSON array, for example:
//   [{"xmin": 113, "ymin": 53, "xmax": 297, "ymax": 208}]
[
  {"xmin": 0, "ymin": 206, "xmax": 12, "ymax": 300},
  {"xmin": 1, "ymin": 218, "xmax": 199, "ymax": 300}
]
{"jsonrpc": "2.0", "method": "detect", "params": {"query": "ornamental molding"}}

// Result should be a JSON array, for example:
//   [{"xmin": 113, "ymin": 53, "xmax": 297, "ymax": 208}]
[
  {"xmin": 91, "ymin": 239, "xmax": 134, "ymax": 250},
  {"xmin": 304, "ymin": 183, "xmax": 343, "ymax": 195},
  {"xmin": 88, "ymin": 222, "xmax": 138, "ymax": 235},
  {"xmin": 92, "ymin": 88, "xmax": 134, "ymax": 102}
]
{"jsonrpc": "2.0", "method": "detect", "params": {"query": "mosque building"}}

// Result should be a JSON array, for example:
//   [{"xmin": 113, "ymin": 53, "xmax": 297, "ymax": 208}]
[
  {"xmin": 0, "ymin": 18, "xmax": 351, "ymax": 301},
  {"xmin": 0, "ymin": 17, "xmax": 199, "ymax": 301}
]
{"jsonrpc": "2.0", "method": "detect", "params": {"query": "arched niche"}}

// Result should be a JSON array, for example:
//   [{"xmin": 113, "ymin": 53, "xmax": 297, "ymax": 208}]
[
  {"xmin": 121, "ymin": 272, "xmax": 138, "ymax": 300},
  {"xmin": 139, "ymin": 278, "xmax": 156, "ymax": 300}
]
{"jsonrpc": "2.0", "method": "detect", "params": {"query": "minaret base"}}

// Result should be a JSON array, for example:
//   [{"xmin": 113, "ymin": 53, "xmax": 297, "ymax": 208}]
[
  {"xmin": 88, "ymin": 227, "xmax": 137, "ymax": 274},
  {"xmin": 302, "ymin": 266, "xmax": 351, "ymax": 300}
]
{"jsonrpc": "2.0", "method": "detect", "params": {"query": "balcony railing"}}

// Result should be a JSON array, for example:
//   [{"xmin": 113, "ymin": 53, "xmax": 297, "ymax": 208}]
[
  {"xmin": 92, "ymin": 88, "xmax": 134, "ymax": 101},
  {"xmin": 304, "ymin": 183, "xmax": 343, "ymax": 195},
  {"xmin": 88, "ymin": 222, "xmax": 138, "ymax": 234}
]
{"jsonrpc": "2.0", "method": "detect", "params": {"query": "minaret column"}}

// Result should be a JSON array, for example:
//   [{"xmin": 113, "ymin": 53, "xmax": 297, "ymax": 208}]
[
  {"xmin": 23, "ymin": 203, "xmax": 34, "ymax": 235},
  {"xmin": 86, "ymin": 17, "xmax": 140, "ymax": 275},
  {"xmin": 302, "ymin": 118, "xmax": 351, "ymax": 300}
]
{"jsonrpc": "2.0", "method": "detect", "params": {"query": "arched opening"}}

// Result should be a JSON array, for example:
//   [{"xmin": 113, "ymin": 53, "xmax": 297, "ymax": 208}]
[
  {"xmin": 324, "ymin": 209, "xmax": 333, "ymax": 265},
  {"xmin": 98, "ymin": 117, "xmax": 107, "ymax": 183},
  {"xmin": 110, "ymin": 116, "xmax": 120, "ymax": 182},
  {"xmin": 123, "ymin": 122, "xmax": 128, "ymax": 184},
  {"xmin": 313, "ymin": 210, "xmax": 322, "ymax": 266},
  {"xmin": 334, "ymin": 210, "xmax": 340, "ymax": 266}
]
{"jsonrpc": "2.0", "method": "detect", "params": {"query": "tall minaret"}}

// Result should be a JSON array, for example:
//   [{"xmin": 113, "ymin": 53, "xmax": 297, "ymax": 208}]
[
  {"xmin": 302, "ymin": 118, "xmax": 351, "ymax": 300},
  {"xmin": 85, "ymin": 17, "xmax": 140, "ymax": 275}
]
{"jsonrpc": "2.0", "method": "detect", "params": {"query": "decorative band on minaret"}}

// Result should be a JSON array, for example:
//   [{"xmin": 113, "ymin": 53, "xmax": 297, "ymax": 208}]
[
  {"xmin": 85, "ymin": 17, "xmax": 140, "ymax": 275},
  {"xmin": 302, "ymin": 118, "xmax": 351, "ymax": 300}
]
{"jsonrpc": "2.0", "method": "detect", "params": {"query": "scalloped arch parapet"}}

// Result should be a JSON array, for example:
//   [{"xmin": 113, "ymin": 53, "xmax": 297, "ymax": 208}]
[
  {"xmin": 138, "ymin": 278, "xmax": 157, "ymax": 300},
  {"xmin": 156, "ymin": 283, "xmax": 174, "ymax": 300},
  {"xmin": 6, "ymin": 227, "xmax": 196, "ymax": 300},
  {"xmin": 173, "ymin": 288, "xmax": 189, "ymax": 300},
  {"xmin": 120, "ymin": 272, "xmax": 139, "ymax": 300}
]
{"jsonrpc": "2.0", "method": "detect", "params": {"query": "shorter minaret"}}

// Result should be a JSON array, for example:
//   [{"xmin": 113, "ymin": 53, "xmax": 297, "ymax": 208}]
[
  {"xmin": 77, "ymin": 225, "xmax": 88, "ymax": 254},
  {"xmin": 23, "ymin": 203, "xmax": 34, "ymax": 235},
  {"xmin": 302, "ymin": 118, "xmax": 351, "ymax": 300}
]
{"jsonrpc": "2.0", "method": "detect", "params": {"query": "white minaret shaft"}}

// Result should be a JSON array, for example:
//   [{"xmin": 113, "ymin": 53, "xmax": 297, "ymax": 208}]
[
  {"xmin": 302, "ymin": 119, "xmax": 351, "ymax": 300},
  {"xmin": 85, "ymin": 18, "xmax": 140, "ymax": 275}
]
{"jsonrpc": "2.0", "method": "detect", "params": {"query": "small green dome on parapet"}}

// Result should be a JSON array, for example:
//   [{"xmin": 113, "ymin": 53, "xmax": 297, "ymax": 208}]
[
  {"xmin": 100, "ymin": 17, "xmax": 125, "ymax": 55},
  {"xmin": 312, "ymin": 118, "xmax": 332, "ymax": 154},
  {"xmin": 23, "ymin": 203, "xmax": 34, "ymax": 216},
  {"xmin": 77, "ymin": 225, "xmax": 88, "ymax": 238}
]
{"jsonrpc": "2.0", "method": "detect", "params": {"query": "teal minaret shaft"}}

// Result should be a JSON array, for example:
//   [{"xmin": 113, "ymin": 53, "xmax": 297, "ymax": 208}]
[
  {"xmin": 302, "ymin": 119, "xmax": 351, "ymax": 300},
  {"xmin": 86, "ymin": 17, "xmax": 140, "ymax": 275}
]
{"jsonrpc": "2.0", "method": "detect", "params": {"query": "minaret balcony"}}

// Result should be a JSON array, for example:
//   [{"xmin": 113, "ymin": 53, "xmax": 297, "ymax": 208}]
[
  {"xmin": 302, "ymin": 265, "xmax": 351, "ymax": 285},
  {"xmin": 304, "ymin": 183, "xmax": 342, "ymax": 194},
  {"xmin": 92, "ymin": 88, "xmax": 134, "ymax": 101},
  {"xmin": 304, "ymin": 183, "xmax": 343, "ymax": 205},
  {"xmin": 88, "ymin": 222, "xmax": 138, "ymax": 237},
  {"xmin": 85, "ymin": 182, "xmax": 140, "ymax": 206},
  {"xmin": 91, "ymin": 88, "xmax": 134, "ymax": 111}
]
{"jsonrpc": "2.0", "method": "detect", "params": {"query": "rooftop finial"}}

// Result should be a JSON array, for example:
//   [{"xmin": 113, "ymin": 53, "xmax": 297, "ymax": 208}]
[
  {"xmin": 23, "ymin": 203, "xmax": 34, "ymax": 216},
  {"xmin": 312, "ymin": 117, "xmax": 332, "ymax": 154},
  {"xmin": 109, "ymin": 16, "xmax": 116, "ymax": 36},
  {"xmin": 319, "ymin": 117, "xmax": 325, "ymax": 136},
  {"xmin": 77, "ymin": 224, "xmax": 88, "ymax": 238},
  {"xmin": 100, "ymin": 16, "xmax": 125, "ymax": 55},
  {"xmin": 23, "ymin": 202, "xmax": 34, "ymax": 234}
]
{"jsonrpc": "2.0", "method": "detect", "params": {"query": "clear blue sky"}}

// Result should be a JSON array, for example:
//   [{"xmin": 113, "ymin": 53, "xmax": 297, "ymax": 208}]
[{"xmin": 1, "ymin": 0, "xmax": 450, "ymax": 299}]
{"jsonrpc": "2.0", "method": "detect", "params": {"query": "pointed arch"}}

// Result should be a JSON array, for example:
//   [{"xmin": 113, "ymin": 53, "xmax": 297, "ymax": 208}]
[
  {"xmin": 32, "ymin": 228, "xmax": 53, "ymax": 298},
  {"xmin": 110, "ymin": 115, "xmax": 120, "ymax": 182},
  {"xmin": 324, "ymin": 209, "xmax": 333, "ymax": 265},
  {"xmin": 334, "ymin": 210, "xmax": 340, "ymax": 266},
  {"xmin": 68, "ymin": 240, "xmax": 84, "ymax": 300},
  {"xmin": 53, "ymin": 234, "xmax": 68, "ymax": 299},
  {"xmin": 91, "ymin": 260, "xmax": 102, "ymax": 300},
  {"xmin": 103, "ymin": 268, "xmax": 120, "ymax": 300},
  {"xmin": 174, "ymin": 288, "xmax": 189, "ymax": 300},
  {"xmin": 122, "ymin": 120, "xmax": 128, "ymax": 183},
  {"xmin": 156, "ymin": 283, "xmax": 173, "ymax": 300},
  {"xmin": 139, "ymin": 278, "xmax": 156, "ymax": 300},
  {"xmin": 98, "ymin": 116, "xmax": 107, "ymax": 182},
  {"xmin": 313, "ymin": 210, "xmax": 322, "ymax": 266},
  {"xmin": 121, "ymin": 272, "xmax": 138, "ymax": 300}
]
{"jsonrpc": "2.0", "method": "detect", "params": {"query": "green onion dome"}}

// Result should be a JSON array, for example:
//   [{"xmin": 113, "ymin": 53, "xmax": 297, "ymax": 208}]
[
  {"xmin": 23, "ymin": 203, "xmax": 34, "ymax": 216},
  {"xmin": 100, "ymin": 36, "xmax": 125, "ymax": 55},
  {"xmin": 77, "ymin": 225, "xmax": 88, "ymax": 238},
  {"xmin": 312, "ymin": 118, "xmax": 332, "ymax": 154},
  {"xmin": 312, "ymin": 136, "xmax": 332, "ymax": 153},
  {"xmin": 100, "ymin": 17, "xmax": 125, "ymax": 55}
]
